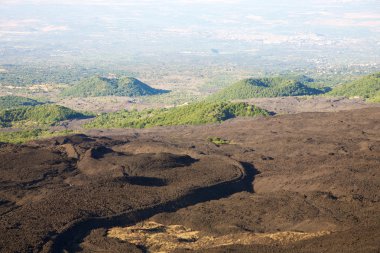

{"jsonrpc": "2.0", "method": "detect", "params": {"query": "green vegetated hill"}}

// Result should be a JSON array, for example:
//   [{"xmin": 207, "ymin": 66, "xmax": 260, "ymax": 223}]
[
  {"xmin": 209, "ymin": 77, "xmax": 324, "ymax": 100},
  {"xmin": 328, "ymin": 72, "xmax": 380, "ymax": 101},
  {"xmin": 0, "ymin": 104, "xmax": 87, "ymax": 128},
  {"xmin": 0, "ymin": 129, "xmax": 75, "ymax": 144},
  {"xmin": 0, "ymin": 95, "xmax": 43, "ymax": 109},
  {"xmin": 85, "ymin": 101, "xmax": 269, "ymax": 129},
  {"xmin": 62, "ymin": 76, "xmax": 168, "ymax": 97}
]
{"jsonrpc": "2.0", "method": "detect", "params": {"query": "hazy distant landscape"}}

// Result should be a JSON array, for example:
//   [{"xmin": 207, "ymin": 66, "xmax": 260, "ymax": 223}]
[{"xmin": 0, "ymin": 1, "xmax": 379, "ymax": 253}]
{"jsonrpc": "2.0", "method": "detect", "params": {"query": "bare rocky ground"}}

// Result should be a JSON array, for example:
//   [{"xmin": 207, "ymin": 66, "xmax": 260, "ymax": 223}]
[
  {"xmin": 238, "ymin": 96, "xmax": 380, "ymax": 114},
  {"xmin": 56, "ymin": 97, "xmax": 160, "ymax": 113},
  {"xmin": 55, "ymin": 96, "xmax": 379, "ymax": 114},
  {"xmin": 0, "ymin": 107, "xmax": 379, "ymax": 253}
]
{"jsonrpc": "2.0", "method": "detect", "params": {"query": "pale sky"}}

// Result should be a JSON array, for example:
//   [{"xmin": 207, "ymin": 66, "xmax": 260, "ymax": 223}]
[{"xmin": 0, "ymin": 0, "xmax": 379, "ymax": 61}]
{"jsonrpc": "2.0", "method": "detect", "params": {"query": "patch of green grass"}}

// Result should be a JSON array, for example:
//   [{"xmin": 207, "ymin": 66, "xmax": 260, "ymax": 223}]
[
  {"xmin": 207, "ymin": 137, "xmax": 230, "ymax": 145},
  {"xmin": 367, "ymin": 91, "xmax": 380, "ymax": 103},
  {"xmin": 0, "ymin": 129, "xmax": 75, "ymax": 144}
]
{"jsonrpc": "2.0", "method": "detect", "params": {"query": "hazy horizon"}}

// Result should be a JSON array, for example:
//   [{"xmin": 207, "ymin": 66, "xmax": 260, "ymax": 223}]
[{"xmin": 1, "ymin": 0, "xmax": 379, "ymax": 67}]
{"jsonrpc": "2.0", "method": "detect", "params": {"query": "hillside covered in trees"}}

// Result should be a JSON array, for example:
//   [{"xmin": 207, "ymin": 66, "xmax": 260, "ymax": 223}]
[
  {"xmin": 62, "ymin": 76, "xmax": 168, "ymax": 97},
  {"xmin": 0, "ymin": 129, "xmax": 74, "ymax": 144},
  {"xmin": 0, "ymin": 96, "xmax": 43, "ymax": 109},
  {"xmin": 328, "ymin": 72, "xmax": 380, "ymax": 101},
  {"xmin": 0, "ymin": 104, "xmax": 87, "ymax": 128},
  {"xmin": 209, "ymin": 77, "xmax": 324, "ymax": 101},
  {"xmin": 85, "ymin": 101, "xmax": 268, "ymax": 129}
]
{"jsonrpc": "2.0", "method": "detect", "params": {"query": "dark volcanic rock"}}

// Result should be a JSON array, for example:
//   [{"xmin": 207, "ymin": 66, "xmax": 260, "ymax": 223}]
[
  {"xmin": 0, "ymin": 136, "xmax": 246, "ymax": 253},
  {"xmin": 0, "ymin": 107, "xmax": 379, "ymax": 253}
]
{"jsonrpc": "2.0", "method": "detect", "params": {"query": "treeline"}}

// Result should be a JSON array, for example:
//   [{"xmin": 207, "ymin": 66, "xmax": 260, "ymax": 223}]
[
  {"xmin": 0, "ymin": 104, "xmax": 88, "ymax": 128},
  {"xmin": 0, "ymin": 129, "xmax": 74, "ymax": 144},
  {"xmin": 1, "ymin": 71, "xmax": 378, "ymax": 133},
  {"xmin": 0, "ymin": 96, "xmax": 43, "ymax": 109},
  {"xmin": 61, "ymin": 76, "xmax": 168, "ymax": 97},
  {"xmin": 0, "ymin": 65, "xmax": 134, "ymax": 86},
  {"xmin": 85, "ymin": 101, "xmax": 268, "ymax": 129},
  {"xmin": 328, "ymin": 72, "xmax": 380, "ymax": 101},
  {"xmin": 209, "ymin": 77, "xmax": 325, "ymax": 101}
]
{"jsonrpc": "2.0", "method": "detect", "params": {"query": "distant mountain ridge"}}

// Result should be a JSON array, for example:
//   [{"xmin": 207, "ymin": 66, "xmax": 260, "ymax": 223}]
[
  {"xmin": 209, "ymin": 76, "xmax": 323, "ymax": 101},
  {"xmin": 328, "ymin": 72, "xmax": 380, "ymax": 102},
  {"xmin": 62, "ymin": 76, "xmax": 169, "ymax": 97}
]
